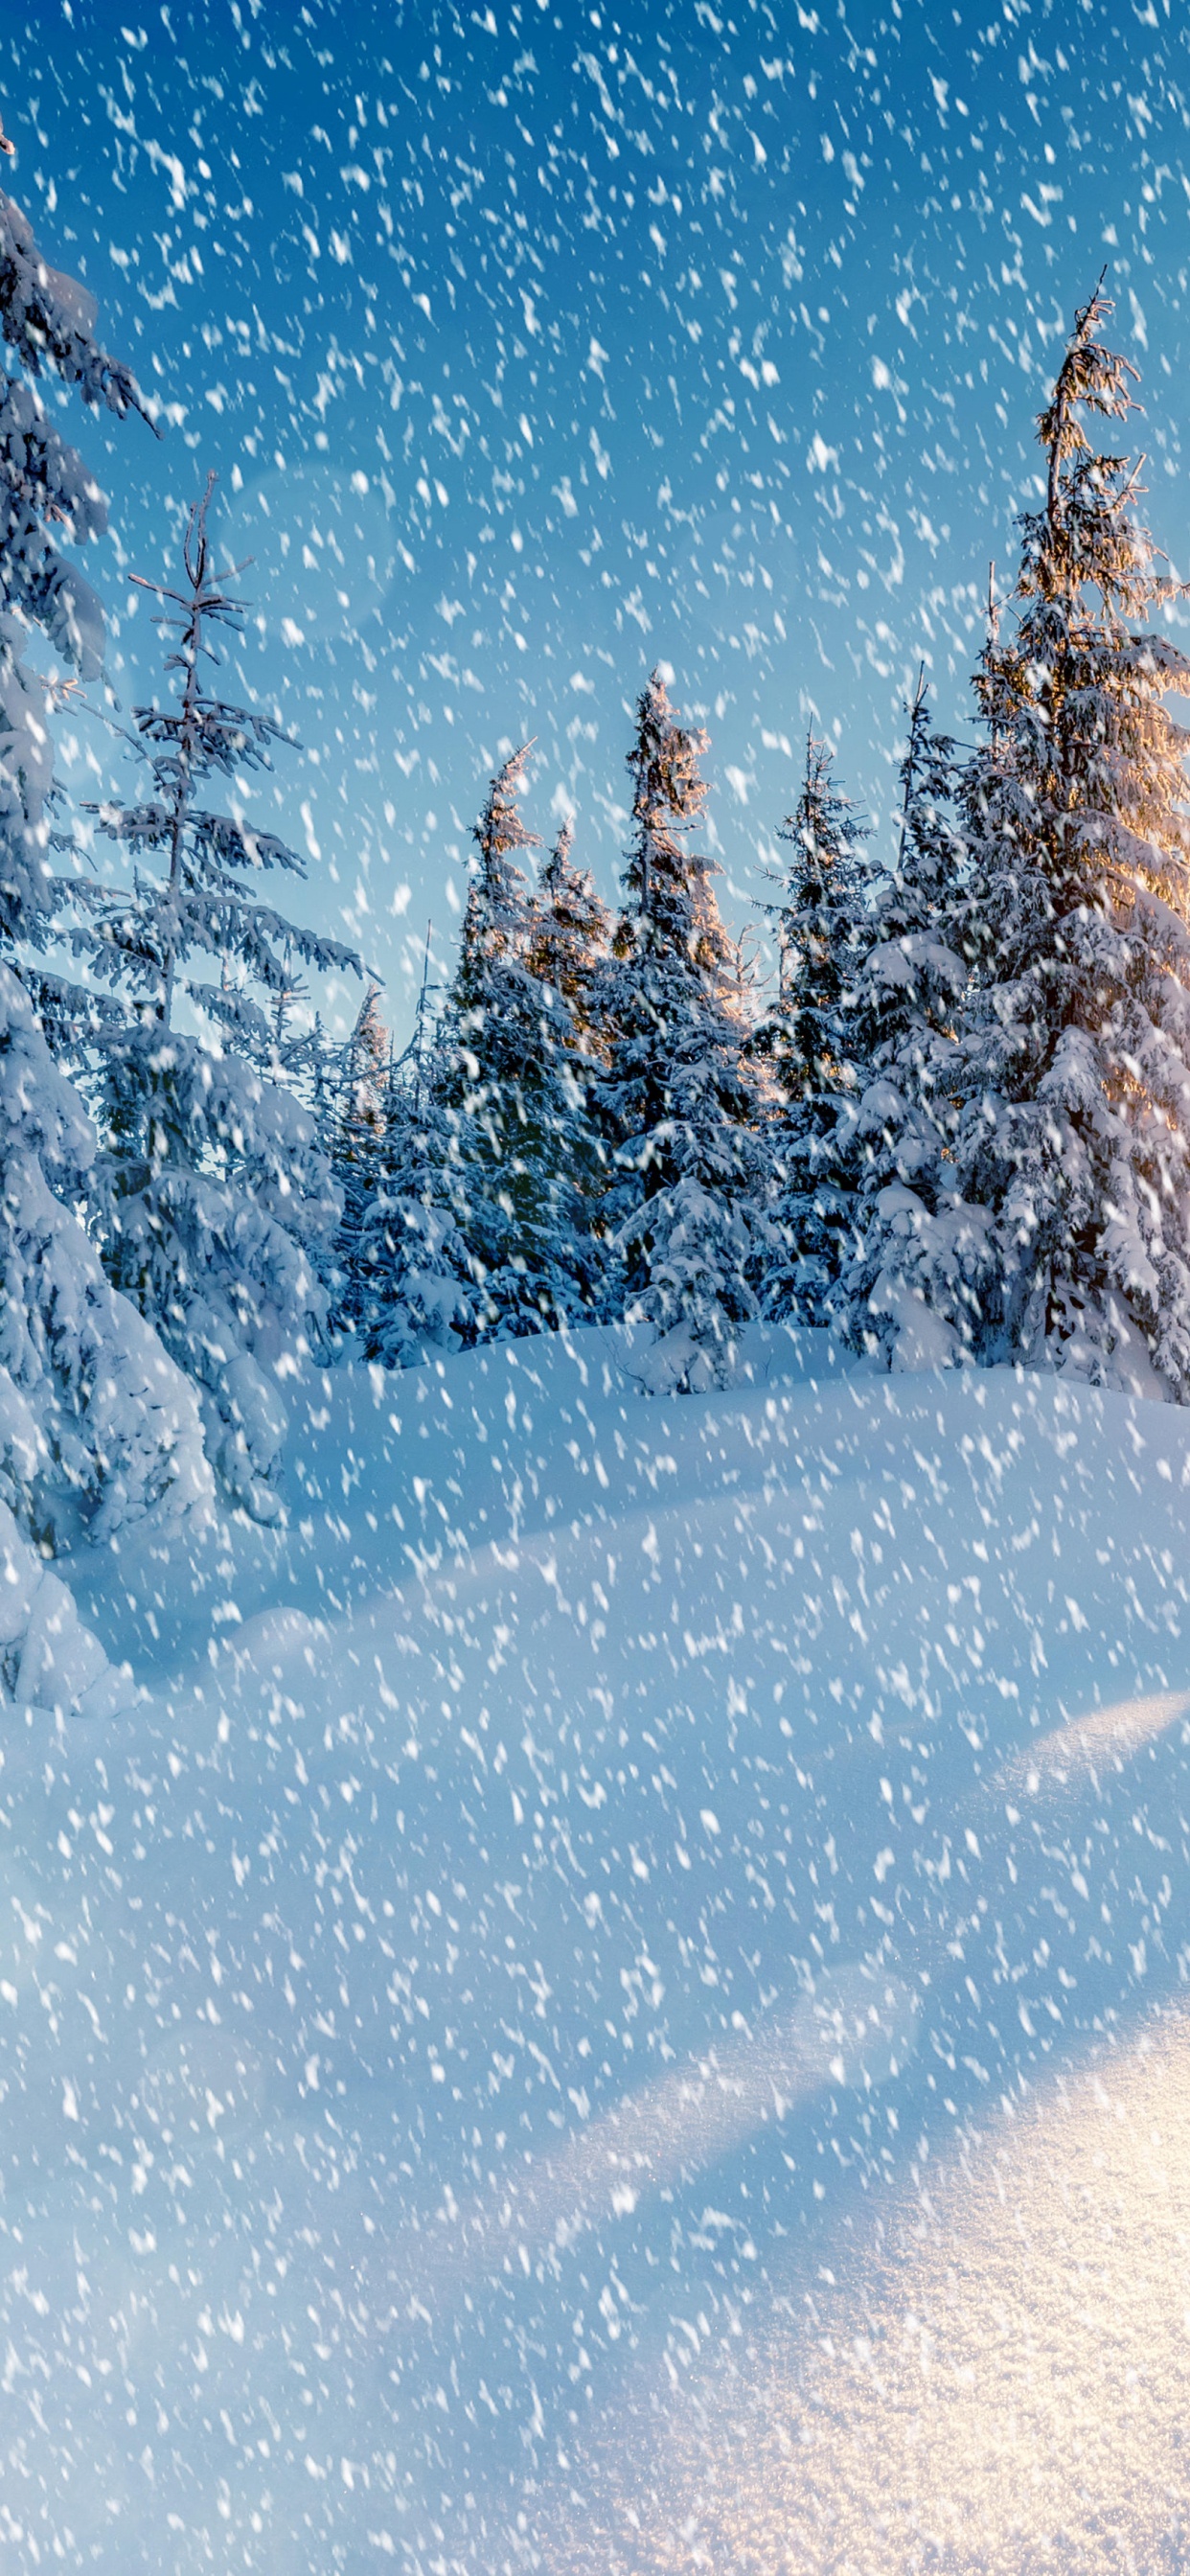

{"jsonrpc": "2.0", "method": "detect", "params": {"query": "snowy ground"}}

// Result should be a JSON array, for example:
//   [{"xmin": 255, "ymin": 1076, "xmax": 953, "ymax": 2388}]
[{"xmin": 4, "ymin": 1326, "xmax": 1190, "ymax": 2573}]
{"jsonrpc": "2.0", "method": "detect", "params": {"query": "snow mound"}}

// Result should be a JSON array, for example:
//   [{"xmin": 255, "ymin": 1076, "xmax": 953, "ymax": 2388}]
[
  {"xmin": 3, "ymin": 1323, "xmax": 1190, "ymax": 2572},
  {"xmin": 0, "ymin": 1499, "xmax": 136, "ymax": 1720}
]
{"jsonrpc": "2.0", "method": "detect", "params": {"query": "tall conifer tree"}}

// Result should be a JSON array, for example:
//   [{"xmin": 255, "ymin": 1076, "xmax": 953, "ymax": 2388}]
[
  {"xmin": 525, "ymin": 816, "xmax": 612, "ymax": 1054},
  {"xmin": 752, "ymin": 732, "xmax": 870, "ymax": 1322},
  {"xmin": 835, "ymin": 676, "xmax": 975, "ymax": 1362},
  {"xmin": 352, "ymin": 941, "xmax": 478, "ymax": 1366},
  {"xmin": 858, "ymin": 285, "xmax": 1190, "ymax": 1386},
  {"xmin": 601, "ymin": 670, "xmax": 761, "ymax": 1389},
  {"xmin": 0, "ymin": 177, "xmax": 210, "ymax": 1538},
  {"xmin": 441, "ymin": 746, "xmax": 606, "ymax": 1337},
  {"xmin": 328, "ymin": 980, "xmax": 391, "ymax": 1344},
  {"xmin": 524, "ymin": 813, "xmax": 615, "ymax": 1294},
  {"xmin": 71, "ymin": 479, "xmax": 359, "ymax": 1518}
]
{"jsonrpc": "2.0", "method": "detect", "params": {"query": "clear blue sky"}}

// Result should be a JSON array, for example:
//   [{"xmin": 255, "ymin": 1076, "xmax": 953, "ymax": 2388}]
[{"xmin": 11, "ymin": 0, "xmax": 1190, "ymax": 1031}]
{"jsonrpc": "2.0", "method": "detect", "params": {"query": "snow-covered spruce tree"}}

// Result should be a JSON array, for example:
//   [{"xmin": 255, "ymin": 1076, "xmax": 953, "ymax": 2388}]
[
  {"xmin": 835, "ymin": 673, "xmax": 978, "ymax": 1363},
  {"xmin": 0, "ymin": 178, "xmax": 211, "ymax": 1549},
  {"xmin": 74, "ymin": 477, "xmax": 360, "ymax": 1519},
  {"xmin": 439, "ymin": 745, "xmax": 606, "ymax": 1338},
  {"xmin": 600, "ymin": 670, "xmax": 762, "ymax": 1390},
  {"xmin": 856, "ymin": 671, "xmax": 972, "ymax": 1062},
  {"xmin": 750, "ymin": 731, "xmax": 870, "ymax": 1324},
  {"xmin": 523, "ymin": 811, "xmax": 616, "ymax": 1282},
  {"xmin": 327, "ymin": 978, "xmax": 390, "ymax": 1342},
  {"xmin": 350, "ymin": 946, "xmax": 479, "ymax": 1366},
  {"xmin": 525, "ymin": 816, "xmax": 612, "ymax": 1054},
  {"xmin": 218, "ymin": 942, "xmax": 329, "ymax": 1099},
  {"xmin": 863, "ymin": 284, "xmax": 1190, "ymax": 1387}
]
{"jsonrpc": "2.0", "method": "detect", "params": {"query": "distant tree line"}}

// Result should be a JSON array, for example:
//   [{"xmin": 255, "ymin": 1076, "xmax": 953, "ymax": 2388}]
[
  {"xmin": 329, "ymin": 280, "xmax": 1190, "ymax": 1412},
  {"xmin": 2, "ymin": 163, "xmax": 1188, "ymax": 1554}
]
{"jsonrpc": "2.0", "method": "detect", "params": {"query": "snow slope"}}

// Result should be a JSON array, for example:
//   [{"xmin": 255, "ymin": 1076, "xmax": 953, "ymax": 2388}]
[{"xmin": 4, "ymin": 1326, "xmax": 1190, "ymax": 2572}]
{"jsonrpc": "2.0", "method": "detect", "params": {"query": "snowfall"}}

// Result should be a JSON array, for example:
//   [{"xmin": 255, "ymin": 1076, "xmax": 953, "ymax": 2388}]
[{"xmin": 3, "ymin": 1326, "xmax": 1190, "ymax": 2573}]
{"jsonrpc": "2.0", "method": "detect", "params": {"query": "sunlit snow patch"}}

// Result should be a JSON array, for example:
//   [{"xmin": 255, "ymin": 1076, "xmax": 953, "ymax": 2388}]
[
  {"xmin": 995, "ymin": 1686, "xmax": 1190, "ymax": 1793},
  {"xmin": 538, "ymin": 2006, "xmax": 1190, "ymax": 2575}
]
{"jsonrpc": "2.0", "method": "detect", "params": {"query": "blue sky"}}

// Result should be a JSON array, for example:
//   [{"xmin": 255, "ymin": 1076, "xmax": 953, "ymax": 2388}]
[{"xmin": 11, "ymin": 0, "xmax": 1190, "ymax": 1030}]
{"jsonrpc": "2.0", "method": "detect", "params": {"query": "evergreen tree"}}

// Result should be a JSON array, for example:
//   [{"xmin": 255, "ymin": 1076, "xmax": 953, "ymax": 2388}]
[
  {"xmin": 525, "ymin": 816, "xmax": 612, "ymax": 1053},
  {"xmin": 352, "ymin": 942, "xmax": 479, "ymax": 1367},
  {"xmin": 857, "ymin": 670, "xmax": 971, "ymax": 1063},
  {"xmin": 601, "ymin": 670, "xmax": 761, "ymax": 1390},
  {"xmin": 328, "ymin": 978, "xmax": 390, "ymax": 1343},
  {"xmin": 862, "ymin": 284, "xmax": 1190, "ymax": 1387},
  {"xmin": 339, "ymin": 980, "xmax": 390, "ymax": 1150},
  {"xmin": 836, "ymin": 674, "xmax": 976, "ymax": 1363},
  {"xmin": 0, "ymin": 177, "xmax": 210, "ymax": 1540},
  {"xmin": 213, "ymin": 944, "xmax": 327, "ymax": 1099},
  {"xmin": 524, "ymin": 811, "xmax": 615, "ymax": 1293},
  {"xmin": 71, "ymin": 477, "xmax": 360, "ymax": 1519},
  {"xmin": 751, "ymin": 731, "xmax": 870, "ymax": 1322},
  {"xmin": 441, "ymin": 746, "xmax": 606, "ymax": 1338}
]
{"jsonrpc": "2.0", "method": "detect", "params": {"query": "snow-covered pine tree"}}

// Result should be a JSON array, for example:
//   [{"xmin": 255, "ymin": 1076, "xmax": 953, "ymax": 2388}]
[
  {"xmin": 750, "ymin": 730, "xmax": 870, "ymax": 1323},
  {"xmin": 835, "ymin": 673, "xmax": 977, "ymax": 1363},
  {"xmin": 600, "ymin": 669, "xmax": 761, "ymax": 1390},
  {"xmin": 856, "ymin": 671, "xmax": 972, "ymax": 1061},
  {"xmin": 866, "ymin": 283, "xmax": 1190, "ymax": 1389},
  {"xmin": 217, "ymin": 942, "xmax": 327, "ymax": 1098},
  {"xmin": 73, "ymin": 476, "xmax": 360, "ymax": 1519},
  {"xmin": 327, "ymin": 978, "xmax": 390, "ymax": 1344},
  {"xmin": 525, "ymin": 816, "xmax": 612, "ymax": 1052},
  {"xmin": 0, "ymin": 177, "xmax": 211, "ymax": 1545},
  {"xmin": 351, "ymin": 937, "xmax": 478, "ymax": 1367},
  {"xmin": 440, "ymin": 745, "xmax": 606, "ymax": 1338},
  {"xmin": 339, "ymin": 979, "xmax": 389, "ymax": 1143},
  {"xmin": 524, "ymin": 810, "xmax": 616, "ymax": 1293}
]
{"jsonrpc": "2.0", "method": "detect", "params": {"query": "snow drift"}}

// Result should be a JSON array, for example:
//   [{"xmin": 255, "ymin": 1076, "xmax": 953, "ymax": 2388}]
[{"xmin": 2, "ymin": 1324, "xmax": 1189, "ymax": 2572}]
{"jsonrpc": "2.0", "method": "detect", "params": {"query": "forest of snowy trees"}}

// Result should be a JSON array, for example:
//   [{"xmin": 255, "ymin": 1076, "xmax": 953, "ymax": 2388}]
[{"xmin": 6, "ymin": 169, "xmax": 1190, "ymax": 1546}]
